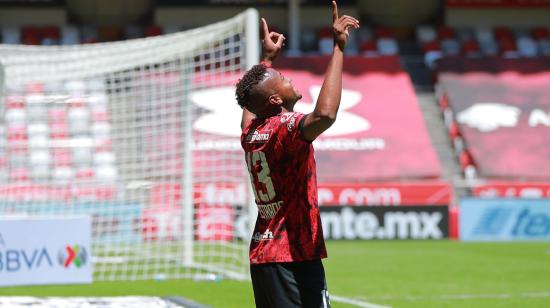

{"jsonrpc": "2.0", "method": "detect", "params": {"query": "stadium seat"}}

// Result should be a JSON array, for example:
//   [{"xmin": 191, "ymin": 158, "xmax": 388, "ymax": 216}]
[
  {"xmin": 375, "ymin": 27, "xmax": 393, "ymax": 39},
  {"xmin": 456, "ymin": 28, "xmax": 475, "ymax": 42},
  {"xmin": 416, "ymin": 25, "xmax": 437, "ymax": 43},
  {"xmin": 31, "ymin": 165, "xmax": 51, "ymax": 181},
  {"xmin": 5, "ymin": 108, "xmax": 27, "ymax": 125},
  {"xmin": 61, "ymin": 25, "xmax": 80, "ymax": 45},
  {"xmin": 461, "ymin": 40, "xmax": 481, "ymax": 58},
  {"xmin": 532, "ymin": 26, "xmax": 550, "ymax": 40},
  {"xmin": 360, "ymin": 40, "xmax": 378, "ymax": 57},
  {"xmin": 377, "ymin": 38, "xmax": 399, "ymax": 55},
  {"xmin": 494, "ymin": 26, "xmax": 514, "ymax": 41},
  {"xmin": 499, "ymin": 38, "xmax": 520, "ymax": 58},
  {"xmin": 52, "ymin": 166, "xmax": 74, "ymax": 183},
  {"xmin": 162, "ymin": 25, "xmax": 182, "ymax": 34},
  {"xmin": 92, "ymin": 122, "xmax": 111, "ymax": 140},
  {"xmin": 28, "ymin": 135, "xmax": 49, "ymax": 150},
  {"xmin": 441, "ymin": 39, "xmax": 461, "ymax": 55},
  {"xmin": 145, "ymin": 25, "xmax": 163, "ymax": 37},
  {"xmin": 80, "ymin": 26, "xmax": 98, "ymax": 44},
  {"xmin": 68, "ymin": 107, "xmax": 91, "ymax": 135},
  {"xmin": 438, "ymin": 26, "xmax": 455, "ymax": 40},
  {"xmin": 125, "ymin": 24, "xmax": 144, "ymax": 39},
  {"xmin": 95, "ymin": 165, "xmax": 117, "ymax": 182},
  {"xmin": 42, "ymin": 26, "xmax": 60, "ymax": 45},
  {"xmin": 10, "ymin": 168, "xmax": 30, "ymax": 182},
  {"xmin": 29, "ymin": 150, "xmax": 51, "ymax": 166},
  {"xmin": 64, "ymin": 80, "xmax": 87, "ymax": 94},
  {"xmin": 28, "ymin": 123, "xmax": 49, "ymax": 137},
  {"xmin": 317, "ymin": 27, "xmax": 333, "ymax": 55},
  {"xmin": 517, "ymin": 37, "xmax": 538, "ymax": 57},
  {"xmin": 72, "ymin": 147, "xmax": 93, "ymax": 166},
  {"xmin": 1, "ymin": 25, "xmax": 21, "ymax": 44},
  {"xmin": 75, "ymin": 167, "xmax": 95, "ymax": 180},
  {"xmin": 21, "ymin": 26, "xmax": 41, "ymax": 45},
  {"xmin": 538, "ymin": 39, "xmax": 550, "ymax": 55},
  {"xmin": 300, "ymin": 28, "xmax": 318, "ymax": 52},
  {"xmin": 94, "ymin": 151, "xmax": 115, "ymax": 166},
  {"xmin": 52, "ymin": 148, "xmax": 72, "ymax": 167}
]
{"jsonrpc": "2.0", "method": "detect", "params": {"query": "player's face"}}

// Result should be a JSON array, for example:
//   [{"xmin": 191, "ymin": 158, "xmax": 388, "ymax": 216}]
[{"xmin": 267, "ymin": 68, "xmax": 302, "ymax": 105}]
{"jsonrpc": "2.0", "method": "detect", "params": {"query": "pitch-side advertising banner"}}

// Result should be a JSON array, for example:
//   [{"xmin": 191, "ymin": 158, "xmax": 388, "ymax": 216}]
[
  {"xmin": 460, "ymin": 199, "xmax": 550, "ymax": 241},
  {"xmin": 438, "ymin": 58, "xmax": 550, "ymax": 179},
  {"xmin": 0, "ymin": 216, "xmax": 92, "ymax": 287},
  {"xmin": 473, "ymin": 182, "xmax": 550, "ymax": 198},
  {"xmin": 192, "ymin": 56, "xmax": 442, "ymax": 181}
]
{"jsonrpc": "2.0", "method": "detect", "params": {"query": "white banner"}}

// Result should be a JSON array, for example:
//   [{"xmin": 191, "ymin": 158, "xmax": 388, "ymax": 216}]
[{"xmin": 0, "ymin": 216, "xmax": 92, "ymax": 286}]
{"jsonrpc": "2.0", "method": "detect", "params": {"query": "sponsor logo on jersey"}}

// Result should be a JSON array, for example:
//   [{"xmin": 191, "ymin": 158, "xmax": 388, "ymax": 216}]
[
  {"xmin": 252, "ymin": 229, "xmax": 274, "ymax": 242},
  {"xmin": 245, "ymin": 129, "xmax": 272, "ymax": 143}
]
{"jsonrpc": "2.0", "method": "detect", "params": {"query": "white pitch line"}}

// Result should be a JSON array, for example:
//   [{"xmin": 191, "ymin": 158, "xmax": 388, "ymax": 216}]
[
  {"xmin": 354, "ymin": 291, "xmax": 550, "ymax": 302},
  {"xmin": 331, "ymin": 294, "xmax": 391, "ymax": 308}
]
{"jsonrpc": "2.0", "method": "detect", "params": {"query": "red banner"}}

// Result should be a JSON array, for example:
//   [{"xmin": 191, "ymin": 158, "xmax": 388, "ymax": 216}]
[
  {"xmin": 438, "ymin": 58, "xmax": 550, "ymax": 179},
  {"xmin": 446, "ymin": 0, "xmax": 550, "ymax": 8},
  {"xmin": 318, "ymin": 182, "xmax": 451, "ymax": 206},
  {"xmin": 473, "ymin": 182, "xmax": 550, "ymax": 198}
]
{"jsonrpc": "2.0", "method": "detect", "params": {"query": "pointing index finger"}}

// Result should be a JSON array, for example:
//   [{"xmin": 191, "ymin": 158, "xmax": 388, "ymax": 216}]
[
  {"xmin": 261, "ymin": 18, "xmax": 269, "ymax": 39},
  {"xmin": 332, "ymin": 1, "xmax": 338, "ymax": 22}
]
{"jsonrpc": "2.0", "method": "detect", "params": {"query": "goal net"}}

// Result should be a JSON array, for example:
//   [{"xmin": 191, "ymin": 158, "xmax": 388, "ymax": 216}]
[{"xmin": 0, "ymin": 9, "xmax": 259, "ymax": 281}]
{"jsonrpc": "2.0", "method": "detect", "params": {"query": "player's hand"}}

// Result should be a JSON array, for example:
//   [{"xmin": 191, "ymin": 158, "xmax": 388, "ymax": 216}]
[
  {"xmin": 261, "ymin": 18, "xmax": 285, "ymax": 62},
  {"xmin": 332, "ymin": 1, "xmax": 359, "ymax": 51}
]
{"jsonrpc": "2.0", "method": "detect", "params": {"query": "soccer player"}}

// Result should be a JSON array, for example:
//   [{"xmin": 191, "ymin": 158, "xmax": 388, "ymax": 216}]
[{"xmin": 236, "ymin": 1, "xmax": 359, "ymax": 307}]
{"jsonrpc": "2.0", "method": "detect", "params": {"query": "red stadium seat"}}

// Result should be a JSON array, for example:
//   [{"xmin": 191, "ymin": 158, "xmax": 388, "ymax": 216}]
[
  {"xmin": 437, "ymin": 26, "xmax": 455, "ymax": 40},
  {"xmin": 145, "ymin": 25, "xmax": 163, "ymax": 37},
  {"xmin": 448, "ymin": 121, "xmax": 461, "ymax": 139},
  {"xmin": 532, "ymin": 27, "xmax": 550, "ymax": 40},
  {"xmin": 21, "ymin": 26, "xmax": 41, "ymax": 45},
  {"xmin": 375, "ymin": 27, "xmax": 393, "ymax": 39},
  {"xmin": 10, "ymin": 168, "xmax": 30, "ymax": 182},
  {"xmin": 461, "ymin": 40, "xmax": 481, "ymax": 57},
  {"xmin": 494, "ymin": 26, "xmax": 514, "ymax": 41},
  {"xmin": 459, "ymin": 150, "xmax": 474, "ymax": 169},
  {"xmin": 359, "ymin": 40, "xmax": 378, "ymax": 56}
]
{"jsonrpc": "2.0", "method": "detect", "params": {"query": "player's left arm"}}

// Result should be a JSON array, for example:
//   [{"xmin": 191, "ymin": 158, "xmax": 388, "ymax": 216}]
[{"xmin": 241, "ymin": 18, "xmax": 285, "ymax": 130}]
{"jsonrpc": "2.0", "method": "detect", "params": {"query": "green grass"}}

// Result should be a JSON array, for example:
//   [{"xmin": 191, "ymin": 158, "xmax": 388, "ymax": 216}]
[{"xmin": 1, "ymin": 241, "xmax": 550, "ymax": 308}]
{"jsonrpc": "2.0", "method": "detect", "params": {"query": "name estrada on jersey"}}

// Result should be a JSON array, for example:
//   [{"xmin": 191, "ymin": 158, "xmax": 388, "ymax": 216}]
[{"xmin": 241, "ymin": 112, "xmax": 327, "ymax": 264}]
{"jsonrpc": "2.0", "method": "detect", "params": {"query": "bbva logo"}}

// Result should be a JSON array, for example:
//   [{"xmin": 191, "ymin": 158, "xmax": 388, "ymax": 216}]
[{"xmin": 190, "ymin": 86, "xmax": 370, "ymax": 137}]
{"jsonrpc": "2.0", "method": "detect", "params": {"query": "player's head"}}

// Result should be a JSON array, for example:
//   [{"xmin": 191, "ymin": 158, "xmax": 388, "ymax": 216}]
[{"xmin": 236, "ymin": 64, "xmax": 302, "ymax": 116}]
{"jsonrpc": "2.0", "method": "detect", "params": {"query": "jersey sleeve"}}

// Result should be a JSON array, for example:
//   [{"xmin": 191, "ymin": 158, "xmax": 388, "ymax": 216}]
[{"xmin": 278, "ymin": 112, "xmax": 308, "ymax": 146}]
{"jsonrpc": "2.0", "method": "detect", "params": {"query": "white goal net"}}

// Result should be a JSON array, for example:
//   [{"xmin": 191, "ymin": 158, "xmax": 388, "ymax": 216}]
[{"xmin": 0, "ymin": 9, "xmax": 259, "ymax": 281}]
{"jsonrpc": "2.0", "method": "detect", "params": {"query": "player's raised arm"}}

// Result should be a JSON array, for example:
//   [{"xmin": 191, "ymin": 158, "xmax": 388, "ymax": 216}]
[
  {"xmin": 240, "ymin": 18, "xmax": 285, "ymax": 130},
  {"xmin": 300, "ymin": 1, "xmax": 359, "ymax": 141}
]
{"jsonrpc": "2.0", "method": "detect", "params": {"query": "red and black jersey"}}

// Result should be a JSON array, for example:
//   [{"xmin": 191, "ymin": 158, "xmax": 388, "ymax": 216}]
[{"xmin": 241, "ymin": 112, "xmax": 327, "ymax": 264}]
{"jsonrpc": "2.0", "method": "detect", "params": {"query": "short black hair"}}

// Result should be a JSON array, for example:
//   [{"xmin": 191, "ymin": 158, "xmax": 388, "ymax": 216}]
[{"xmin": 235, "ymin": 64, "xmax": 268, "ymax": 109}]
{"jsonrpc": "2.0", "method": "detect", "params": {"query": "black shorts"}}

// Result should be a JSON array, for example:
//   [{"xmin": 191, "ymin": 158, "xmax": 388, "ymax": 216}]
[{"xmin": 250, "ymin": 260, "xmax": 330, "ymax": 308}]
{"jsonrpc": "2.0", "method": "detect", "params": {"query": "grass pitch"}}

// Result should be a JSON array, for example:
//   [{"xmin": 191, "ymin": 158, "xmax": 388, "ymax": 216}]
[{"xmin": 1, "ymin": 241, "xmax": 549, "ymax": 308}]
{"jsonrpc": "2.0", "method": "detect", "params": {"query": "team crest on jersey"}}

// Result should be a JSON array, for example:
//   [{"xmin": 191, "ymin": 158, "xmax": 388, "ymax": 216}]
[
  {"xmin": 280, "ymin": 113, "xmax": 299, "ymax": 132},
  {"xmin": 245, "ymin": 129, "xmax": 272, "ymax": 143}
]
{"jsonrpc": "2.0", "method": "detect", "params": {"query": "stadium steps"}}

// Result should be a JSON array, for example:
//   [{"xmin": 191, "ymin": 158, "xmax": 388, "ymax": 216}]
[{"xmin": 400, "ymin": 51, "xmax": 468, "ymax": 203}]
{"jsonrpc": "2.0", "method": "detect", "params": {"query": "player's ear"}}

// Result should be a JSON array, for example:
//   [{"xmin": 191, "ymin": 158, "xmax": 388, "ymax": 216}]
[{"xmin": 268, "ymin": 94, "xmax": 283, "ymax": 106}]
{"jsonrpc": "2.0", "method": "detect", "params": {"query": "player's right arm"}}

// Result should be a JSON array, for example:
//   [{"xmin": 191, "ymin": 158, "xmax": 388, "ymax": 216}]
[{"xmin": 300, "ymin": 1, "xmax": 359, "ymax": 142}]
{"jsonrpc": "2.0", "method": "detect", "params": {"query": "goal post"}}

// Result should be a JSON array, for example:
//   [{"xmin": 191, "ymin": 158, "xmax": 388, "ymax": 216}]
[{"xmin": 0, "ymin": 9, "xmax": 259, "ymax": 281}]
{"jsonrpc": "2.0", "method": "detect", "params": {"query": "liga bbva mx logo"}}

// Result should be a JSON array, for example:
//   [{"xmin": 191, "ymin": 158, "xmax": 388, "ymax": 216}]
[
  {"xmin": 58, "ymin": 244, "xmax": 88, "ymax": 268},
  {"xmin": 191, "ymin": 85, "xmax": 370, "ymax": 137}
]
